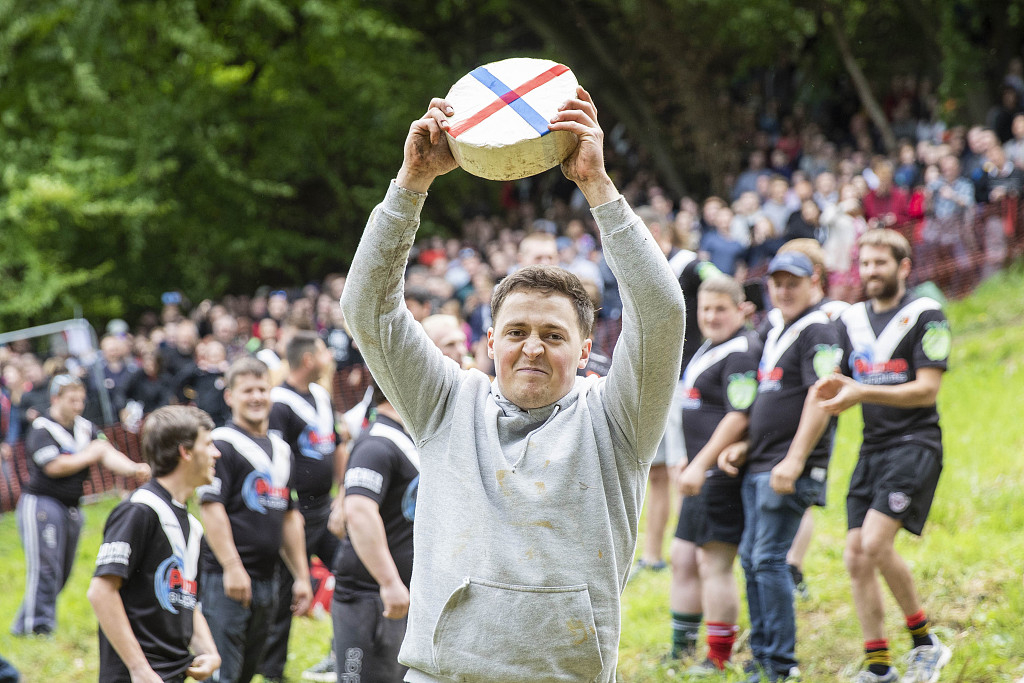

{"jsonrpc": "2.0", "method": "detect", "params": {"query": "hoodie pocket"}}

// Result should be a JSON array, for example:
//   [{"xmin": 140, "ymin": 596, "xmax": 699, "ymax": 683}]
[{"xmin": 432, "ymin": 577, "xmax": 604, "ymax": 682}]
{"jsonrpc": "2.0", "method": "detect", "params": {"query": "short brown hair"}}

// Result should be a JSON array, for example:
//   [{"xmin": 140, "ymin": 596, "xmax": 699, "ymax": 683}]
[
  {"xmin": 858, "ymin": 228, "xmax": 912, "ymax": 263},
  {"xmin": 491, "ymin": 265, "xmax": 595, "ymax": 338},
  {"xmin": 698, "ymin": 274, "xmax": 746, "ymax": 306},
  {"xmin": 225, "ymin": 356, "xmax": 269, "ymax": 389},
  {"xmin": 286, "ymin": 330, "xmax": 320, "ymax": 368},
  {"xmin": 141, "ymin": 405, "xmax": 215, "ymax": 477}
]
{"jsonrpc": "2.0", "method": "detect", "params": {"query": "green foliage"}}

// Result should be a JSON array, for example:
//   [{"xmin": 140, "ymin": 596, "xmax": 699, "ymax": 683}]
[
  {"xmin": 0, "ymin": 0, "xmax": 455, "ymax": 328},
  {"xmin": 1, "ymin": 0, "xmax": 1022, "ymax": 328}
]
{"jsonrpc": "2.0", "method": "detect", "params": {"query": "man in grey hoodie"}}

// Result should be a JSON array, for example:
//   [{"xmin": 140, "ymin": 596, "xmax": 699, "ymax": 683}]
[{"xmin": 341, "ymin": 87, "xmax": 685, "ymax": 682}]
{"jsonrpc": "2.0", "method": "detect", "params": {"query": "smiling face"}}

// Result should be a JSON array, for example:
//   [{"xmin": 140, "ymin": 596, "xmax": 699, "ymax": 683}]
[
  {"xmin": 487, "ymin": 291, "xmax": 591, "ymax": 410},
  {"xmin": 859, "ymin": 244, "xmax": 909, "ymax": 304},
  {"xmin": 767, "ymin": 271, "xmax": 818, "ymax": 324},
  {"xmin": 697, "ymin": 291, "xmax": 748, "ymax": 344},
  {"xmin": 225, "ymin": 372, "xmax": 271, "ymax": 433}
]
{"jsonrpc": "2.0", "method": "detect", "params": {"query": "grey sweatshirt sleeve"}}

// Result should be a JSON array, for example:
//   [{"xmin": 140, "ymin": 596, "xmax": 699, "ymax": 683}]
[
  {"xmin": 592, "ymin": 196, "xmax": 685, "ymax": 462},
  {"xmin": 340, "ymin": 181, "xmax": 461, "ymax": 443}
]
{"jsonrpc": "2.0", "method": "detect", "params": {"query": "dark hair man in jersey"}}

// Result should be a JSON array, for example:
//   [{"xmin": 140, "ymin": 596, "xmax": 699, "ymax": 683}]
[
  {"xmin": 12, "ymin": 375, "xmax": 151, "ymax": 637},
  {"xmin": 197, "ymin": 358, "xmax": 312, "ymax": 683},
  {"xmin": 261, "ymin": 331, "xmax": 345, "ymax": 683},
  {"xmin": 331, "ymin": 383, "xmax": 419, "ymax": 682},
  {"xmin": 341, "ymin": 89, "xmax": 684, "ymax": 682},
  {"xmin": 669, "ymin": 275, "xmax": 760, "ymax": 672},
  {"xmin": 88, "ymin": 406, "xmax": 221, "ymax": 682},
  {"xmin": 814, "ymin": 229, "xmax": 952, "ymax": 683},
  {"xmin": 718, "ymin": 251, "xmax": 842, "ymax": 682}
]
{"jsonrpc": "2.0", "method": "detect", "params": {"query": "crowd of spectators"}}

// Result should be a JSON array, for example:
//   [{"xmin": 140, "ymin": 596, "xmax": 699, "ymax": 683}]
[{"xmin": 3, "ymin": 62, "xmax": 1024, "ymax": 480}]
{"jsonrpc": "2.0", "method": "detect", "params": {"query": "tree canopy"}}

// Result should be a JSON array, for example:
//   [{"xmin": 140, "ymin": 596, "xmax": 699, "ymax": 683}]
[{"xmin": 1, "ymin": 0, "xmax": 1021, "ymax": 329}]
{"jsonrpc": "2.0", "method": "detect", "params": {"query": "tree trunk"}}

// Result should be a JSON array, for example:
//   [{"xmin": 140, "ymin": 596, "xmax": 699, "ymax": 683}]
[
  {"xmin": 824, "ymin": 9, "xmax": 897, "ymax": 153},
  {"xmin": 511, "ymin": 1, "xmax": 691, "ymax": 199}
]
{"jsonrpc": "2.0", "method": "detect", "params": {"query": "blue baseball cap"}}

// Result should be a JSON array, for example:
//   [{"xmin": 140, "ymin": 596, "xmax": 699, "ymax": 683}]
[{"xmin": 767, "ymin": 251, "xmax": 815, "ymax": 278}]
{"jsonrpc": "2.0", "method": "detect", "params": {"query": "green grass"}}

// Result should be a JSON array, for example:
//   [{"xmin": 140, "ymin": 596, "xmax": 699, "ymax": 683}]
[
  {"xmin": 3, "ymin": 266, "xmax": 1024, "ymax": 681},
  {"xmin": 618, "ymin": 264, "xmax": 1024, "ymax": 682},
  {"xmin": 0, "ymin": 496, "xmax": 332, "ymax": 682}
]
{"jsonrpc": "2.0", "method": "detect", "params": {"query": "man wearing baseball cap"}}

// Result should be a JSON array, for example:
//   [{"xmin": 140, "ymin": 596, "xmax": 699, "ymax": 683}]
[{"xmin": 719, "ymin": 250, "xmax": 843, "ymax": 682}]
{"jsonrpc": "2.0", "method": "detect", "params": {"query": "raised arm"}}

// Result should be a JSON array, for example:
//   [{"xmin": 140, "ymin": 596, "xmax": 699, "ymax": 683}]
[
  {"xmin": 549, "ymin": 88, "xmax": 685, "ymax": 459},
  {"xmin": 340, "ymin": 99, "xmax": 463, "ymax": 443}
]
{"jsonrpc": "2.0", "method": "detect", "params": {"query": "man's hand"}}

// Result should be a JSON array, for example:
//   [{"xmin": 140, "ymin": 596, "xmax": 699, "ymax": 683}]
[
  {"xmin": 380, "ymin": 579, "xmax": 410, "ymax": 620},
  {"xmin": 291, "ymin": 578, "xmax": 313, "ymax": 617},
  {"xmin": 676, "ymin": 463, "xmax": 707, "ymax": 497},
  {"xmin": 223, "ymin": 562, "xmax": 252, "ymax": 608},
  {"xmin": 395, "ymin": 98, "xmax": 460, "ymax": 193},
  {"xmin": 127, "ymin": 663, "xmax": 164, "ymax": 683},
  {"xmin": 770, "ymin": 456, "xmax": 802, "ymax": 495},
  {"xmin": 548, "ymin": 87, "xmax": 618, "ymax": 206},
  {"xmin": 813, "ymin": 373, "xmax": 861, "ymax": 416},
  {"xmin": 328, "ymin": 494, "xmax": 347, "ymax": 540},
  {"xmin": 717, "ymin": 442, "xmax": 748, "ymax": 477},
  {"xmin": 186, "ymin": 653, "xmax": 221, "ymax": 681},
  {"xmin": 133, "ymin": 462, "xmax": 152, "ymax": 482}
]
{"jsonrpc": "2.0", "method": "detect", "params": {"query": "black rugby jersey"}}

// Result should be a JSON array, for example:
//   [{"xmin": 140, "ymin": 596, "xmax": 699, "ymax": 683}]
[
  {"xmin": 24, "ymin": 412, "xmax": 101, "ymax": 507},
  {"xmin": 747, "ymin": 305, "xmax": 842, "ymax": 473},
  {"xmin": 837, "ymin": 293, "xmax": 949, "ymax": 455},
  {"xmin": 333, "ymin": 415, "xmax": 418, "ymax": 600},
  {"xmin": 95, "ymin": 481, "xmax": 202, "ymax": 682},
  {"xmin": 680, "ymin": 329, "xmax": 762, "ymax": 476},
  {"xmin": 198, "ymin": 422, "xmax": 294, "ymax": 581},
  {"xmin": 269, "ymin": 382, "xmax": 340, "ymax": 512}
]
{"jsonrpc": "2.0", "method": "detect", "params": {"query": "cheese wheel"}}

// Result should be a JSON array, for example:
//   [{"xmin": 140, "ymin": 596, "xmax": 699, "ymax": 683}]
[{"xmin": 444, "ymin": 57, "xmax": 580, "ymax": 181}]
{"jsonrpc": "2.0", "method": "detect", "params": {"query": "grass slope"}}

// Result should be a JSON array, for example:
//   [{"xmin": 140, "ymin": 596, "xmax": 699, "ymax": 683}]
[
  {"xmin": 1, "ymin": 265, "xmax": 1023, "ymax": 682},
  {"xmin": 619, "ymin": 263, "xmax": 1024, "ymax": 682}
]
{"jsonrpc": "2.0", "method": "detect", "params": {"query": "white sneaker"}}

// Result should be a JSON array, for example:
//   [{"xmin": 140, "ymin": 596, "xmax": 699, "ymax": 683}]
[
  {"xmin": 854, "ymin": 668, "xmax": 899, "ymax": 682},
  {"xmin": 302, "ymin": 651, "xmax": 337, "ymax": 682},
  {"xmin": 900, "ymin": 636, "xmax": 952, "ymax": 683}
]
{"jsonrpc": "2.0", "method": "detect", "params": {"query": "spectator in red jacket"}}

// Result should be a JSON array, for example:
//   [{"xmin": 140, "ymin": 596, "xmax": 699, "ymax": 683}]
[{"xmin": 863, "ymin": 161, "xmax": 910, "ymax": 229}]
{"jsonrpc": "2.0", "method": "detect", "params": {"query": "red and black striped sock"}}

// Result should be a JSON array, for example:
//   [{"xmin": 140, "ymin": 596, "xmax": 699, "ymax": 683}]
[
  {"xmin": 906, "ymin": 609, "xmax": 932, "ymax": 649},
  {"xmin": 864, "ymin": 638, "xmax": 891, "ymax": 675}
]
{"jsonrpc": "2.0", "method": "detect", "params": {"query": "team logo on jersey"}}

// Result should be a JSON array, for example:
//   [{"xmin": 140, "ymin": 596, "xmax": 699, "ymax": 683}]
[
  {"xmin": 850, "ymin": 350, "xmax": 909, "ymax": 385},
  {"xmin": 696, "ymin": 261, "xmax": 721, "ymax": 280},
  {"xmin": 298, "ymin": 425, "xmax": 336, "ymax": 460},
  {"xmin": 757, "ymin": 365, "xmax": 783, "ymax": 392},
  {"xmin": 888, "ymin": 491, "xmax": 911, "ymax": 514},
  {"xmin": 726, "ymin": 372, "xmax": 758, "ymax": 410},
  {"xmin": 921, "ymin": 321, "xmax": 951, "ymax": 361},
  {"xmin": 812, "ymin": 345, "xmax": 843, "ymax": 379},
  {"xmin": 154, "ymin": 555, "xmax": 198, "ymax": 614},
  {"xmin": 402, "ymin": 475, "xmax": 419, "ymax": 522},
  {"xmin": 242, "ymin": 471, "xmax": 290, "ymax": 514},
  {"xmin": 680, "ymin": 387, "xmax": 702, "ymax": 411}
]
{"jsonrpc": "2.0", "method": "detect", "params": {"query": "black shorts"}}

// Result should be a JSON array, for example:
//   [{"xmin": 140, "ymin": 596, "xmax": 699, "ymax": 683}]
[
  {"xmin": 674, "ymin": 473, "xmax": 744, "ymax": 546},
  {"xmin": 333, "ymin": 593, "xmax": 407, "ymax": 683},
  {"xmin": 847, "ymin": 444, "xmax": 943, "ymax": 536}
]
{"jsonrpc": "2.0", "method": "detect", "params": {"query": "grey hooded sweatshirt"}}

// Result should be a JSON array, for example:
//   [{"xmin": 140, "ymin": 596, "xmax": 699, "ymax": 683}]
[{"xmin": 341, "ymin": 181, "xmax": 685, "ymax": 683}]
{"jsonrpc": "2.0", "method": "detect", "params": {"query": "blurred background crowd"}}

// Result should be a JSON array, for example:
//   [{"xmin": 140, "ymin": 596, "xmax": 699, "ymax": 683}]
[{"xmin": 3, "ymin": 59, "xmax": 1024, "ymax": 510}]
